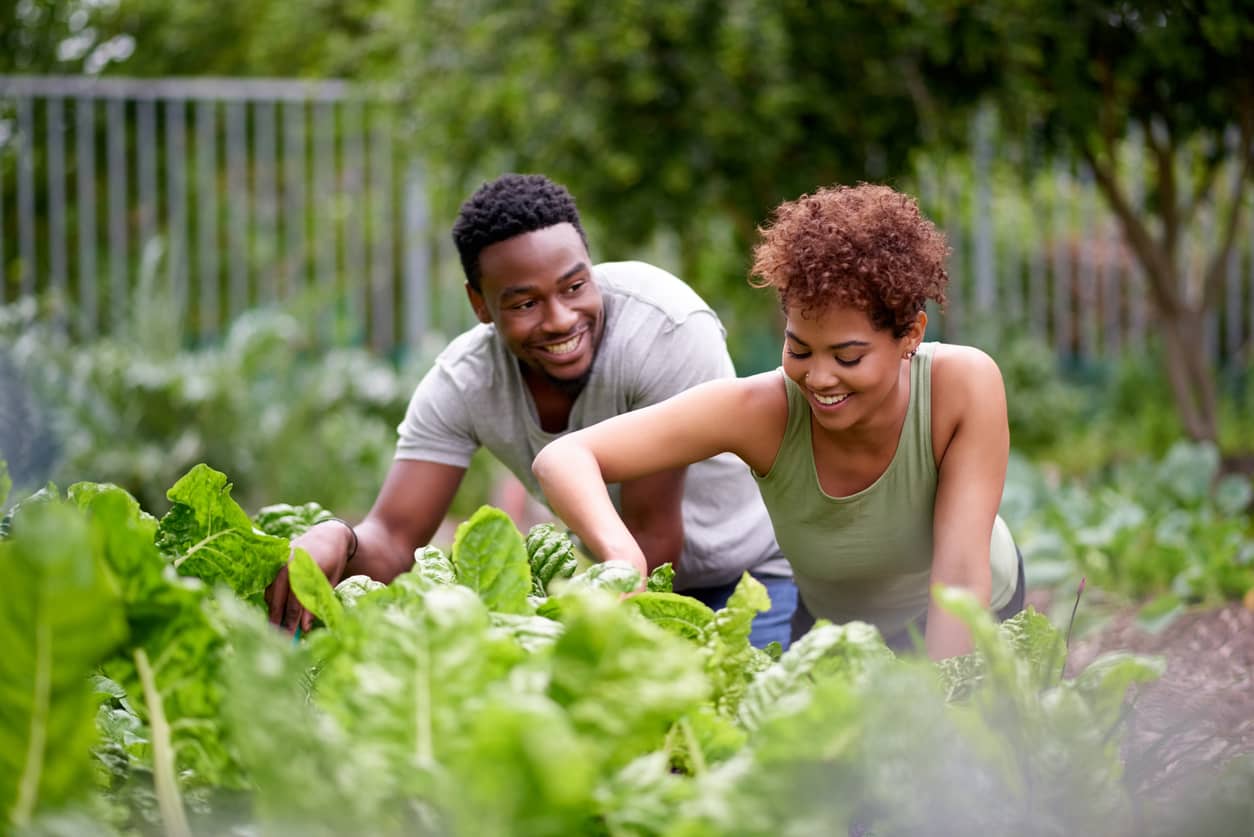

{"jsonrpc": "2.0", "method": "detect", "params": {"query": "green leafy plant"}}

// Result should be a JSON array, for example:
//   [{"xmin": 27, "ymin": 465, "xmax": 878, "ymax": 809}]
[{"xmin": 5, "ymin": 461, "xmax": 1248, "ymax": 836}]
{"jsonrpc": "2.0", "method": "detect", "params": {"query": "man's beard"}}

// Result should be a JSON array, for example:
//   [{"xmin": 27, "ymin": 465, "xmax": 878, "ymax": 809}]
[{"xmin": 542, "ymin": 367, "xmax": 593, "ymax": 397}]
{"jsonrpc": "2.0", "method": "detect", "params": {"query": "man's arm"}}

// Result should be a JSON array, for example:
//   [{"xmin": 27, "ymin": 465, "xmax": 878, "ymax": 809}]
[
  {"xmin": 267, "ymin": 459, "xmax": 465, "ymax": 632},
  {"xmin": 619, "ymin": 467, "xmax": 687, "ymax": 573}
]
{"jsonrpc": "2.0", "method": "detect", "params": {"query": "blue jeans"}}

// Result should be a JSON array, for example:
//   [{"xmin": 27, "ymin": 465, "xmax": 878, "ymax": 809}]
[{"xmin": 681, "ymin": 574, "xmax": 798, "ymax": 650}]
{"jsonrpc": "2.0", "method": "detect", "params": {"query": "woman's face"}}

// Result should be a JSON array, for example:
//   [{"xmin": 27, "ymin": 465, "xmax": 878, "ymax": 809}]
[{"xmin": 781, "ymin": 303, "xmax": 924, "ymax": 434}]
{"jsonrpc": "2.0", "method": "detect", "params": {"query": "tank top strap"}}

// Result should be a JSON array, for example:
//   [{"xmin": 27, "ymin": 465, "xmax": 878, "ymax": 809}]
[
  {"xmin": 780, "ymin": 368, "xmax": 810, "ymax": 437},
  {"xmin": 906, "ymin": 342, "xmax": 937, "ymax": 477}
]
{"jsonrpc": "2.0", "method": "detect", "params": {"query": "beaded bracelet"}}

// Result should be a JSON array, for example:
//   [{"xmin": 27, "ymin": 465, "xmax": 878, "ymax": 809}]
[{"xmin": 325, "ymin": 517, "xmax": 359, "ymax": 563}]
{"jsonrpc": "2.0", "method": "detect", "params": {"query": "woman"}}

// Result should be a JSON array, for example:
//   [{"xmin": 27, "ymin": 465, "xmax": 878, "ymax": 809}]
[{"xmin": 532, "ymin": 184, "xmax": 1023, "ymax": 659}]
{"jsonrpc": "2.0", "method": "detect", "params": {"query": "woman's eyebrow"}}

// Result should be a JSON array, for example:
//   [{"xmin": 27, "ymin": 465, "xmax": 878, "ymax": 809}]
[{"xmin": 784, "ymin": 330, "xmax": 869, "ymax": 350}]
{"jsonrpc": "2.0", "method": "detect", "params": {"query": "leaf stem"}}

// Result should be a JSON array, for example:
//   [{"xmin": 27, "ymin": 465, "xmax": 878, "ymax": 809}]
[
  {"xmin": 13, "ymin": 620, "xmax": 51, "ymax": 827},
  {"xmin": 678, "ymin": 716, "xmax": 707, "ymax": 776},
  {"xmin": 415, "ymin": 640, "xmax": 433, "ymax": 767},
  {"xmin": 135, "ymin": 648, "xmax": 192, "ymax": 837}
]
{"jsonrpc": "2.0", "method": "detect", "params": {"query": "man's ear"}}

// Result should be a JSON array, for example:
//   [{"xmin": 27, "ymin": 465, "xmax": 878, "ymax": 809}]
[{"xmin": 465, "ymin": 283, "xmax": 493, "ymax": 325}]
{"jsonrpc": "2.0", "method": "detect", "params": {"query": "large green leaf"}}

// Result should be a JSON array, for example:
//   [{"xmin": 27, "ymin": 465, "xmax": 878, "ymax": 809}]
[
  {"xmin": 445, "ymin": 693, "xmax": 599, "ymax": 836},
  {"xmin": 627, "ymin": 592, "xmax": 714, "ymax": 642},
  {"xmin": 311, "ymin": 582, "xmax": 521, "ymax": 805},
  {"xmin": 547, "ymin": 590, "xmax": 710, "ymax": 771},
  {"xmin": 703, "ymin": 573, "xmax": 771, "ymax": 717},
  {"xmin": 215, "ymin": 594, "xmax": 392, "ymax": 834},
  {"xmin": 252, "ymin": 501, "xmax": 334, "ymax": 539},
  {"xmin": 75, "ymin": 483, "xmax": 236, "ymax": 792},
  {"xmin": 450, "ymin": 506, "xmax": 531, "ymax": 614},
  {"xmin": 154, "ymin": 464, "xmax": 290, "ymax": 602},
  {"xmin": 565, "ymin": 560, "xmax": 642, "ymax": 595},
  {"xmin": 415, "ymin": 545, "xmax": 457, "ymax": 586},
  {"xmin": 738, "ymin": 621, "xmax": 889, "ymax": 733},
  {"xmin": 0, "ymin": 459, "xmax": 10, "ymax": 509},
  {"xmin": 0, "ymin": 502, "xmax": 126, "ymax": 830},
  {"xmin": 288, "ymin": 547, "xmax": 345, "ymax": 631}
]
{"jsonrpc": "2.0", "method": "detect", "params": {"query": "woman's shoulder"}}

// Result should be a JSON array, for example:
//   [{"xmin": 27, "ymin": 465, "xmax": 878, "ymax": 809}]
[
  {"xmin": 928, "ymin": 343, "xmax": 1008, "ymax": 452},
  {"xmin": 929, "ymin": 343, "xmax": 1004, "ymax": 395},
  {"xmin": 705, "ymin": 370, "xmax": 790, "ymax": 473}
]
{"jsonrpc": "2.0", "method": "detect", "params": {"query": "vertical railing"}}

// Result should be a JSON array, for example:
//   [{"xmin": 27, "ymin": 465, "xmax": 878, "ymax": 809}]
[
  {"xmin": 1, "ymin": 75, "xmax": 1250, "ymax": 369},
  {"xmin": 0, "ymin": 75, "xmax": 434, "ymax": 355}
]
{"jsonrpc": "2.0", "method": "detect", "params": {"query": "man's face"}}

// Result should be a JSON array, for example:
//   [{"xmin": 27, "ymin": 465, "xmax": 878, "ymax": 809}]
[{"xmin": 467, "ymin": 223, "xmax": 605, "ymax": 386}]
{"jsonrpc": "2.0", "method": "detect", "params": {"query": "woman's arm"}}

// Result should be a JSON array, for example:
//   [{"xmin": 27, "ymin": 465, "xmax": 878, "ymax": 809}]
[
  {"xmin": 926, "ymin": 346, "xmax": 1010, "ymax": 659},
  {"xmin": 533, "ymin": 373, "xmax": 782, "ymax": 577}
]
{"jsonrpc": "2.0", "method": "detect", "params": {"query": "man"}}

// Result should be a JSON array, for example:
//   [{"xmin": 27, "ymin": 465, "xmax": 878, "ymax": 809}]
[{"xmin": 266, "ymin": 173, "xmax": 795, "ymax": 647}]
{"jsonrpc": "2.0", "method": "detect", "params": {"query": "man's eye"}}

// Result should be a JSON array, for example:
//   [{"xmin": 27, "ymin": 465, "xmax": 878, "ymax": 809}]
[
  {"xmin": 513, "ymin": 300, "xmax": 537, "ymax": 310},
  {"xmin": 565, "ymin": 281, "xmax": 585, "ymax": 294}
]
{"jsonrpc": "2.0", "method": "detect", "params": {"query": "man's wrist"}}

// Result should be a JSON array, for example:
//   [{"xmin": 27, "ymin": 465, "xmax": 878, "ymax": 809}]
[{"xmin": 321, "ymin": 517, "xmax": 358, "ymax": 566}]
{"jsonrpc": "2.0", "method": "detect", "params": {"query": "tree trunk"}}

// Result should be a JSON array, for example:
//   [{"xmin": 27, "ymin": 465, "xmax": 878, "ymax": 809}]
[
  {"xmin": 1158, "ymin": 307, "xmax": 1219, "ymax": 443},
  {"xmin": 1085, "ymin": 146, "xmax": 1228, "ymax": 445}
]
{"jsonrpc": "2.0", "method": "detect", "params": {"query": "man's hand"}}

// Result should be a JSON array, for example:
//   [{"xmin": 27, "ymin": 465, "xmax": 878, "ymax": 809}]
[{"xmin": 265, "ymin": 519, "xmax": 355, "ymax": 634}]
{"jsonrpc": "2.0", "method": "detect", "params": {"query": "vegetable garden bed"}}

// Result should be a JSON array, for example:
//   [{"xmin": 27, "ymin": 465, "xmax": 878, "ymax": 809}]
[{"xmin": 3, "ymin": 463, "xmax": 1251, "ymax": 836}]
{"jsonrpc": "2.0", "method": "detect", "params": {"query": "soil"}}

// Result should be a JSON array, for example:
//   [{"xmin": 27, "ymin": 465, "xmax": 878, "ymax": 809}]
[{"xmin": 1061, "ymin": 598, "xmax": 1254, "ymax": 798}]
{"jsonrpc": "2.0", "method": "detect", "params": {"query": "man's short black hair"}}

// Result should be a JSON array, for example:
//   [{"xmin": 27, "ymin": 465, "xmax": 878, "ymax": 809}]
[{"xmin": 452, "ymin": 173, "xmax": 589, "ymax": 291}]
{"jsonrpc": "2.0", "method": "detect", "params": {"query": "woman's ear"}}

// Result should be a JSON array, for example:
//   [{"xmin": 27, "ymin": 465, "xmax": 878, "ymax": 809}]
[{"xmin": 904, "ymin": 310, "xmax": 928, "ymax": 353}]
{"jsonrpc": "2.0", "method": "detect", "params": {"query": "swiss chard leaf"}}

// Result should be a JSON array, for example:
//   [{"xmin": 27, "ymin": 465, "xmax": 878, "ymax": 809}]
[
  {"xmin": 565, "ymin": 560, "xmax": 641, "ymax": 595},
  {"xmin": 252, "ymin": 501, "xmax": 334, "ymax": 539},
  {"xmin": 154, "ymin": 464, "xmax": 290, "ymax": 602},
  {"xmin": 627, "ymin": 592, "xmax": 714, "ymax": 642},
  {"xmin": 334, "ymin": 574, "xmax": 386, "ymax": 610},
  {"xmin": 0, "ymin": 502, "xmax": 126, "ymax": 830},
  {"xmin": 215, "ymin": 594, "xmax": 391, "ymax": 833},
  {"xmin": 546, "ymin": 590, "xmax": 710, "ymax": 771},
  {"xmin": 451, "ymin": 506, "xmax": 532, "ymax": 614},
  {"xmin": 738, "ymin": 621, "xmax": 890, "ymax": 732},
  {"xmin": 75, "ymin": 484, "xmax": 237, "ymax": 795},
  {"xmin": 703, "ymin": 573, "xmax": 771, "ymax": 716},
  {"xmin": 288, "ymin": 547, "xmax": 345, "ymax": 631},
  {"xmin": 646, "ymin": 562, "xmax": 675, "ymax": 593},
  {"xmin": 415, "ymin": 545, "xmax": 457, "ymax": 586}
]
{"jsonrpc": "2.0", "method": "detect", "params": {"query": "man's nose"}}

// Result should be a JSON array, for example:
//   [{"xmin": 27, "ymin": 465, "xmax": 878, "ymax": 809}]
[{"xmin": 542, "ymin": 299, "xmax": 578, "ymax": 333}]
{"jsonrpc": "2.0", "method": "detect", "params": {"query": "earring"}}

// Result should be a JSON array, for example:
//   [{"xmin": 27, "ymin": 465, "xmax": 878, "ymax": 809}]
[{"xmin": 904, "ymin": 347, "xmax": 917, "ymax": 360}]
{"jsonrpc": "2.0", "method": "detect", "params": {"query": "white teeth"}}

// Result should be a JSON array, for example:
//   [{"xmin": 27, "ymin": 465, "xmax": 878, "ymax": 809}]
[
  {"xmin": 545, "ymin": 335, "xmax": 581, "ymax": 355},
  {"xmin": 814, "ymin": 392, "xmax": 850, "ymax": 406}
]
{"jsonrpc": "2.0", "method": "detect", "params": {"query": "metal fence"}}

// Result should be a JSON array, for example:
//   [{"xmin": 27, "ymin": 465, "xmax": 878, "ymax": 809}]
[
  {"xmin": 916, "ymin": 111, "xmax": 1253, "ymax": 368},
  {"xmin": 0, "ymin": 74, "xmax": 434, "ymax": 352},
  {"xmin": 2, "ymin": 74, "xmax": 1252, "ymax": 368}
]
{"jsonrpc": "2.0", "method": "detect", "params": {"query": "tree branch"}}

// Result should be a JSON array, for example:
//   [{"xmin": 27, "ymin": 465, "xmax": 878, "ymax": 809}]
[
  {"xmin": 1181, "ymin": 144, "xmax": 1224, "ymax": 232},
  {"xmin": 1141, "ymin": 113, "xmax": 1180, "ymax": 262},
  {"xmin": 1202, "ymin": 126, "xmax": 1254, "ymax": 311},
  {"xmin": 1081, "ymin": 139, "xmax": 1179, "ymax": 316}
]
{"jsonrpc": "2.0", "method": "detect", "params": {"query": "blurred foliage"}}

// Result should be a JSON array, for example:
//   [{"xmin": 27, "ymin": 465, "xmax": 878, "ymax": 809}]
[
  {"xmin": 0, "ymin": 293, "xmax": 501, "ymax": 520},
  {"xmin": 1002, "ymin": 440, "xmax": 1254, "ymax": 612}
]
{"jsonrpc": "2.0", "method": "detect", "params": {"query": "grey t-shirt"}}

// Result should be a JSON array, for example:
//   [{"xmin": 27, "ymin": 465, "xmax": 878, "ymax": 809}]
[{"xmin": 396, "ymin": 260, "xmax": 789, "ymax": 590}]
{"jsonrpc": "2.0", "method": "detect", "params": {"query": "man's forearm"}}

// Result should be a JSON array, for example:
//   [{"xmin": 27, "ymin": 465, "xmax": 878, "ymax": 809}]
[
  {"xmin": 344, "ymin": 519, "xmax": 418, "ymax": 583},
  {"xmin": 625, "ymin": 519, "xmax": 683, "ymax": 574}
]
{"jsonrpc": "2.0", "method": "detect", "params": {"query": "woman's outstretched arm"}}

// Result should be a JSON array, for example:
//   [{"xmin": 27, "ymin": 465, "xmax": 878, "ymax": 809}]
[
  {"xmin": 533, "ymin": 373, "xmax": 782, "ymax": 577},
  {"xmin": 927, "ymin": 346, "xmax": 1010, "ymax": 659}
]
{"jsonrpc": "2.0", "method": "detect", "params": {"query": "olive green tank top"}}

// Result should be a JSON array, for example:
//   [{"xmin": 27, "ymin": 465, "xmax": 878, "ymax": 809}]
[{"xmin": 752, "ymin": 342, "xmax": 1019, "ymax": 637}]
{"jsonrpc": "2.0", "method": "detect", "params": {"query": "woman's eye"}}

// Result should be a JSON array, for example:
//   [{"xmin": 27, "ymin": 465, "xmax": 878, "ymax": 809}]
[
  {"xmin": 785, "ymin": 348, "xmax": 811, "ymax": 359},
  {"xmin": 836, "ymin": 357, "xmax": 862, "ymax": 367}
]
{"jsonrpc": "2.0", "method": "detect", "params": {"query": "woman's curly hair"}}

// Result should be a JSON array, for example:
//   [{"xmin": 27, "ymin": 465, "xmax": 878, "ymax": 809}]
[{"xmin": 750, "ymin": 183, "xmax": 949, "ymax": 337}]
